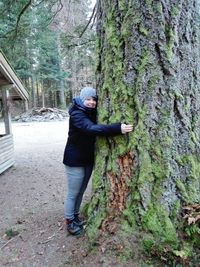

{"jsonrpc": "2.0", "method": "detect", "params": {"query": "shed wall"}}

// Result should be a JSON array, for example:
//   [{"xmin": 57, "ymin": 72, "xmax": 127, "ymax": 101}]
[{"xmin": 0, "ymin": 134, "xmax": 14, "ymax": 174}]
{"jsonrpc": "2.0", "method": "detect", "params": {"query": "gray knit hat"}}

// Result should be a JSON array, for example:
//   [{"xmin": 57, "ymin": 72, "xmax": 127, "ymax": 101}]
[{"xmin": 80, "ymin": 87, "xmax": 97, "ymax": 102}]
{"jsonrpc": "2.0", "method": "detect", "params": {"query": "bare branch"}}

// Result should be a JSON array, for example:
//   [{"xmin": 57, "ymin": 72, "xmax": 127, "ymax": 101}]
[
  {"xmin": 32, "ymin": 0, "xmax": 46, "ymax": 7},
  {"xmin": 63, "ymin": 38, "xmax": 95, "ymax": 50},
  {"xmin": 0, "ymin": 0, "xmax": 33, "ymax": 39},
  {"xmin": 79, "ymin": 2, "xmax": 97, "ymax": 38},
  {"xmin": 15, "ymin": 0, "xmax": 32, "ymax": 34},
  {"xmin": 48, "ymin": 0, "xmax": 63, "ymax": 25},
  {"xmin": 0, "ymin": 0, "xmax": 64, "ymax": 40}
]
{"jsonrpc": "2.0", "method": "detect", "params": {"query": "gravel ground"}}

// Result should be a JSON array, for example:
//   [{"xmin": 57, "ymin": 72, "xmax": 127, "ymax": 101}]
[
  {"xmin": 0, "ymin": 120, "xmax": 94, "ymax": 267},
  {"xmin": 0, "ymin": 120, "xmax": 140, "ymax": 267}
]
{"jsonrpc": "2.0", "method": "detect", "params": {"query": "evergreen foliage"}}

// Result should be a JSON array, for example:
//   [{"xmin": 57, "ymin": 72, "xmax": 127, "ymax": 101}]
[{"xmin": 0, "ymin": 0, "xmax": 96, "ymax": 108}]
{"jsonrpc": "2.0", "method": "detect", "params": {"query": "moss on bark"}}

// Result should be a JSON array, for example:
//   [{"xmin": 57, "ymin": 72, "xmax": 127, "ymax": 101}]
[{"xmin": 86, "ymin": 0, "xmax": 200, "ymax": 264}]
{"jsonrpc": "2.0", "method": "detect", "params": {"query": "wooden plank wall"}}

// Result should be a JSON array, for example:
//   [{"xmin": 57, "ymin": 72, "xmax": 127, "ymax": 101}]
[{"xmin": 0, "ymin": 134, "xmax": 14, "ymax": 174}]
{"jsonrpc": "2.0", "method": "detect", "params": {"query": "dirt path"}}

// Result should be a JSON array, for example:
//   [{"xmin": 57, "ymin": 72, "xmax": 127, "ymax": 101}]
[{"xmin": 0, "ymin": 120, "xmax": 94, "ymax": 267}]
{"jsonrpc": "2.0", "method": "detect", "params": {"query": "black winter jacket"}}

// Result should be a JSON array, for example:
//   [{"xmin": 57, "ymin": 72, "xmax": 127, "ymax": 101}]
[{"xmin": 63, "ymin": 98, "xmax": 122, "ymax": 167}]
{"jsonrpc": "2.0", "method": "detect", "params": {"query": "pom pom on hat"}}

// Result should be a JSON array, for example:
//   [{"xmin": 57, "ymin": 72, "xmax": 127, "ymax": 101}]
[{"xmin": 80, "ymin": 87, "xmax": 97, "ymax": 102}]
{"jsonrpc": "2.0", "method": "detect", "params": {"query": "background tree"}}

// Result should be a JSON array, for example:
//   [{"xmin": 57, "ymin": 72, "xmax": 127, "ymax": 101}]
[
  {"xmin": 87, "ymin": 0, "xmax": 200, "ymax": 264},
  {"xmin": 0, "ymin": 0, "xmax": 96, "ymax": 110},
  {"xmin": 51, "ymin": 0, "xmax": 96, "ymax": 97}
]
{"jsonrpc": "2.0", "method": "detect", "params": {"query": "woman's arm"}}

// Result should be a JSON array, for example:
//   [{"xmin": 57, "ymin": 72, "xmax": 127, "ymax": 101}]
[{"xmin": 71, "ymin": 110, "xmax": 133, "ymax": 136}]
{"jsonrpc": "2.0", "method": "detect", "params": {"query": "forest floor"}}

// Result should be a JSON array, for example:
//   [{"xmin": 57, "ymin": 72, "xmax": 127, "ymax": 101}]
[{"xmin": 0, "ymin": 120, "xmax": 138, "ymax": 267}]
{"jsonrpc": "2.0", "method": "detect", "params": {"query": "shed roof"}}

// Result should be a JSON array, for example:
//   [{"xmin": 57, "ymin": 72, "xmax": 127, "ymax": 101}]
[{"xmin": 0, "ymin": 52, "xmax": 29, "ymax": 101}]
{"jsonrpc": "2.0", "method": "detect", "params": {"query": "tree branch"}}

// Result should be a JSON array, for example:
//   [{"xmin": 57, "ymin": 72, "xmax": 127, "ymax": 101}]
[
  {"xmin": 79, "ymin": 2, "xmax": 97, "ymax": 38},
  {"xmin": 0, "ymin": 0, "xmax": 63, "ymax": 40},
  {"xmin": 15, "ymin": 0, "xmax": 32, "ymax": 35},
  {"xmin": 48, "ymin": 0, "xmax": 63, "ymax": 25},
  {"xmin": 65, "ymin": 39, "xmax": 96, "ymax": 49}
]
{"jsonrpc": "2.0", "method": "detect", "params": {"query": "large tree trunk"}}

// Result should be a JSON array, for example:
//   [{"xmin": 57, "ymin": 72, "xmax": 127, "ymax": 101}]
[{"xmin": 87, "ymin": 0, "xmax": 200, "ymax": 262}]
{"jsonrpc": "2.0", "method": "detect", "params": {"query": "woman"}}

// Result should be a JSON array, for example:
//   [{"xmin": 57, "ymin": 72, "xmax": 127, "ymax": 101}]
[{"xmin": 63, "ymin": 87, "xmax": 133, "ymax": 235}]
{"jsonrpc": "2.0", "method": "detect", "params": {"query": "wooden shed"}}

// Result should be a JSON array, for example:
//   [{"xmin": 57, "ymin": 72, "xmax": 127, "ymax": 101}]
[{"xmin": 0, "ymin": 52, "xmax": 29, "ymax": 174}]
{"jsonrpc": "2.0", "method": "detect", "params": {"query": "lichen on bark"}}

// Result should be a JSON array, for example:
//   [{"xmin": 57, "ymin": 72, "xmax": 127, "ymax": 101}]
[{"xmin": 86, "ymin": 0, "xmax": 200, "ymax": 262}]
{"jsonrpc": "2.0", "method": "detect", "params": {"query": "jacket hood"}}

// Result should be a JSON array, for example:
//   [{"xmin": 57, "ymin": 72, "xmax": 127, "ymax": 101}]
[{"xmin": 68, "ymin": 97, "xmax": 96, "ymax": 115}]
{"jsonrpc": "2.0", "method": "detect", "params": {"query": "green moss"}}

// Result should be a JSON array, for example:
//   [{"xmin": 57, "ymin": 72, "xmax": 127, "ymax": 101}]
[
  {"xmin": 151, "ymin": 162, "xmax": 166, "ymax": 180},
  {"xmin": 92, "ymin": 140, "xmax": 108, "ymax": 190},
  {"xmin": 190, "ymin": 129, "xmax": 199, "ymax": 151},
  {"xmin": 176, "ymin": 178, "xmax": 190, "ymax": 203},
  {"xmin": 87, "ymin": 3, "xmax": 142, "ymax": 242},
  {"xmin": 170, "ymin": 200, "xmax": 181, "ymax": 221},
  {"xmin": 173, "ymin": 242, "xmax": 193, "ymax": 259},
  {"xmin": 138, "ymin": 150, "xmax": 153, "ymax": 184},
  {"xmin": 171, "ymin": 5, "xmax": 179, "ymax": 17},
  {"xmin": 88, "ymin": 145, "xmax": 108, "ymax": 232},
  {"xmin": 132, "ymin": 190, "xmax": 141, "ymax": 201},
  {"xmin": 142, "ymin": 235, "xmax": 155, "ymax": 252},
  {"xmin": 87, "ymin": 209, "xmax": 106, "ymax": 240},
  {"xmin": 139, "ymin": 25, "xmax": 148, "ymax": 36},
  {"xmin": 89, "ymin": 2, "xmax": 200, "ymax": 261},
  {"xmin": 80, "ymin": 201, "xmax": 90, "ymax": 218},
  {"xmin": 175, "ymin": 92, "xmax": 184, "ymax": 101},
  {"xmin": 189, "ymin": 155, "xmax": 200, "ymax": 179},
  {"xmin": 92, "ymin": 171, "xmax": 105, "ymax": 192},
  {"xmin": 87, "ymin": 190, "xmax": 107, "ymax": 240},
  {"xmin": 175, "ymin": 155, "xmax": 200, "ymax": 203},
  {"xmin": 145, "ymin": 0, "xmax": 153, "ymax": 13},
  {"xmin": 150, "ymin": 139, "xmax": 171, "ymax": 181},
  {"xmin": 185, "ymin": 224, "xmax": 200, "ymax": 244},
  {"xmin": 118, "ymin": 1, "xmax": 127, "ymax": 13},
  {"xmin": 175, "ymin": 155, "xmax": 184, "ymax": 166},
  {"xmin": 122, "ymin": 208, "xmax": 136, "ymax": 229},
  {"xmin": 97, "ymin": 104, "xmax": 109, "ymax": 122},
  {"xmin": 154, "ymin": 2, "xmax": 163, "ymax": 14},
  {"xmin": 185, "ymin": 222, "xmax": 200, "ymax": 247},
  {"xmin": 164, "ymin": 25, "xmax": 175, "ymax": 61},
  {"xmin": 121, "ymin": 6, "xmax": 141, "ymax": 39},
  {"xmin": 118, "ymin": 247, "xmax": 133, "ymax": 262},
  {"xmin": 130, "ymin": 111, "xmax": 148, "ymax": 148},
  {"xmin": 142, "ymin": 204, "xmax": 178, "ymax": 247},
  {"xmin": 99, "ymin": 5, "xmax": 136, "ymax": 127},
  {"xmin": 165, "ymin": 43, "xmax": 173, "ymax": 60},
  {"xmin": 147, "ymin": 75, "xmax": 159, "ymax": 93},
  {"xmin": 120, "ymin": 219, "xmax": 134, "ymax": 234},
  {"xmin": 145, "ymin": 0, "xmax": 153, "ymax": 8},
  {"xmin": 165, "ymin": 25, "xmax": 174, "ymax": 40},
  {"xmin": 136, "ymin": 48, "xmax": 150, "ymax": 74}
]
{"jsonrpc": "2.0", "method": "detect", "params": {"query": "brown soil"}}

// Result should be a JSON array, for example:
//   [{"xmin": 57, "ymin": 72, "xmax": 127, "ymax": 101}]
[{"xmin": 0, "ymin": 121, "xmax": 91, "ymax": 267}]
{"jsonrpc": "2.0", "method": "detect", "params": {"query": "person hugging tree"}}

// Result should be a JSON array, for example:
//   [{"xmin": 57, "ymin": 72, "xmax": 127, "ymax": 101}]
[{"xmin": 63, "ymin": 87, "xmax": 133, "ymax": 236}]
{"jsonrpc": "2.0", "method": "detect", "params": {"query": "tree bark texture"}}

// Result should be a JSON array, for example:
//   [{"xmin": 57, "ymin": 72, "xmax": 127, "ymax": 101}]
[{"xmin": 87, "ymin": 0, "xmax": 200, "ymax": 256}]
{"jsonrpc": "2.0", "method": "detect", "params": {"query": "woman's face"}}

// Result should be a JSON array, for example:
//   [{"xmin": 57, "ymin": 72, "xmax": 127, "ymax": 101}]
[{"xmin": 83, "ymin": 97, "xmax": 97, "ymax": 108}]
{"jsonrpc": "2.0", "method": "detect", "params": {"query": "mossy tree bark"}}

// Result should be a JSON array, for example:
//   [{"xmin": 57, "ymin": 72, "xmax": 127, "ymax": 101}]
[{"xmin": 87, "ymin": 0, "xmax": 200, "ymax": 261}]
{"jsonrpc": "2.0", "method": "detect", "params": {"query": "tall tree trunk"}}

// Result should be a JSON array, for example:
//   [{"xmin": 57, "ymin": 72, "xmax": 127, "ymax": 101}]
[
  {"xmin": 58, "ymin": 80, "xmax": 66, "ymax": 108},
  {"xmin": 41, "ymin": 81, "xmax": 45, "ymax": 108},
  {"xmin": 56, "ymin": 34, "xmax": 66, "ymax": 109},
  {"xmin": 87, "ymin": 0, "xmax": 200, "ymax": 262},
  {"xmin": 36, "ymin": 78, "xmax": 40, "ymax": 107},
  {"xmin": 30, "ymin": 75, "xmax": 37, "ymax": 108}
]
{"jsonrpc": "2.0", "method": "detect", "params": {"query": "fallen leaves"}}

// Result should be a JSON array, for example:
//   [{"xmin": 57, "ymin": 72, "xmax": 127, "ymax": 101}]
[
  {"xmin": 182, "ymin": 204, "xmax": 200, "ymax": 225},
  {"xmin": 101, "ymin": 216, "xmax": 117, "ymax": 234}
]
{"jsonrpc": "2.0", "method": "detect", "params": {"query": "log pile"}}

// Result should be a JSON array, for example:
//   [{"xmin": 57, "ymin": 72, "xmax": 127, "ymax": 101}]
[{"xmin": 13, "ymin": 107, "xmax": 68, "ymax": 122}]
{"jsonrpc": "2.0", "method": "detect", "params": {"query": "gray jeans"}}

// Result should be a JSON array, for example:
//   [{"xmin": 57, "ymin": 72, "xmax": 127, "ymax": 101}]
[{"xmin": 64, "ymin": 165, "xmax": 93, "ymax": 220}]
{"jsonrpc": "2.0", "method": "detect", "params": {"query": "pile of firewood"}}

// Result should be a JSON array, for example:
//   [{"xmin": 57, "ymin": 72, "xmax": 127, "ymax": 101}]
[{"xmin": 13, "ymin": 107, "xmax": 68, "ymax": 122}]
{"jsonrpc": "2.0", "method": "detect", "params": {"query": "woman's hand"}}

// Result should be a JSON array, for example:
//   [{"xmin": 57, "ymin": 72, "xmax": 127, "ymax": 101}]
[{"xmin": 121, "ymin": 124, "xmax": 133, "ymax": 134}]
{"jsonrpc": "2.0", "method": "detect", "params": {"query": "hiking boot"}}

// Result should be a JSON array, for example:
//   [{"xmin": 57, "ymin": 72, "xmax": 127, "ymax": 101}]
[
  {"xmin": 74, "ymin": 214, "xmax": 87, "ymax": 227},
  {"xmin": 65, "ymin": 219, "xmax": 82, "ymax": 236}
]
